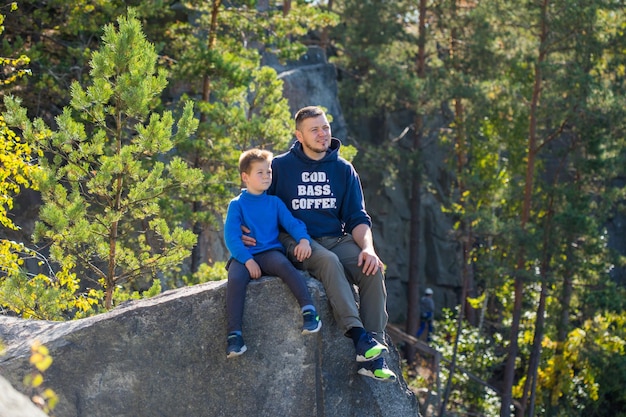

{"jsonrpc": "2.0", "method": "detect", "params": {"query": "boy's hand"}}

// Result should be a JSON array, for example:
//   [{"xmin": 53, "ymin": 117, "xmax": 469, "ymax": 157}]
[
  {"xmin": 245, "ymin": 259, "xmax": 262, "ymax": 279},
  {"xmin": 241, "ymin": 225, "xmax": 256, "ymax": 247},
  {"xmin": 293, "ymin": 239, "xmax": 311, "ymax": 262}
]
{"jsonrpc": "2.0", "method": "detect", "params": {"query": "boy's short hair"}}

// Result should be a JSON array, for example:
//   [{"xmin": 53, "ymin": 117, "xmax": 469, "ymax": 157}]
[
  {"xmin": 295, "ymin": 106, "xmax": 325, "ymax": 130},
  {"xmin": 239, "ymin": 148, "xmax": 273, "ymax": 174}
]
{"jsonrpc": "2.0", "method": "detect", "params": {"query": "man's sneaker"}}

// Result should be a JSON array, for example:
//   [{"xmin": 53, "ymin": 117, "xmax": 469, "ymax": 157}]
[
  {"xmin": 357, "ymin": 357, "xmax": 397, "ymax": 382},
  {"xmin": 226, "ymin": 333, "xmax": 247, "ymax": 358},
  {"xmin": 302, "ymin": 308, "xmax": 322, "ymax": 334},
  {"xmin": 355, "ymin": 332, "xmax": 388, "ymax": 362}
]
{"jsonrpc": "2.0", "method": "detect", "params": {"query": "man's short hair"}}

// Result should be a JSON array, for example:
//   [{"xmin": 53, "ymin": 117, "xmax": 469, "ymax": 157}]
[
  {"xmin": 239, "ymin": 148, "xmax": 273, "ymax": 174},
  {"xmin": 295, "ymin": 106, "xmax": 326, "ymax": 130}
]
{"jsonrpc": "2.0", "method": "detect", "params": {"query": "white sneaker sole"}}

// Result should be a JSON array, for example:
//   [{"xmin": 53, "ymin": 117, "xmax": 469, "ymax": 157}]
[
  {"xmin": 355, "ymin": 345, "xmax": 388, "ymax": 362},
  {"xmin": 357, "ymin": 367, "xmax": 397, "ymax": 382},
  {"xmin": 302, "ymin": 320, "xmax": 322, "ymax": 335},
  {"xmin": 226, "ymin": 345, "xmax": 247, "ymax": 359}
]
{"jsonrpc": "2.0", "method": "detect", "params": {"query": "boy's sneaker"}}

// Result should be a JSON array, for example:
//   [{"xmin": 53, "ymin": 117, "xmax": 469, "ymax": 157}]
[
  {"xmin": 355, "ymin": 332, "xmax": 388, "ymax": 362},
  {"xmin": 301, "ymin": 308, "xmax": 322, "ymax": 334},
  {"xmin": 357, "ymin": 357, "xmax": 397, "ymax": 382},
  {"xmin": 226, "ymin": 333, "xmax": 247, "ymax": 358}
]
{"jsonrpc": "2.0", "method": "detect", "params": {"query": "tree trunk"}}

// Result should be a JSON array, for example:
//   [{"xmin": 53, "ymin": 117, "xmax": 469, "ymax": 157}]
[
  {"xmin": 453, "ymin": 95, "xmax": 477, "ymax": 326},
  {"xmin": 405, "ymin": 129, "xmax": 422, "ymax": 352},
  {"xmin": 201, "ymin": 1, "xmax": 221, "ymax": 105},
  {"xmin": 405, "ymin": 0, "xmax": 427, "ymax": 364},
  {"xmin": 546, "ymin": 261, "xmax": 574, "ymax": 416},
  {"xmin": 440, "ymin": 236, "xmax": 469, "ymax": 415},
  {"xmin": 519, "ymin": 135, "xmax": 564, "ymax": 417},
  {"xmin": 516, "ymin": 273, "xmax": 548, "ymax": 417},
  {"xmin": 500, "ymin": 1, "xmax": 549, "ymax": 415},
  {"xmin": 191, "ymin": 0, "xmax": 222, "ymax": 273},
  {"xmin": 441, "ymin": 9, "xmax": 477, "ymax": 411},
  {"xmin": 526, "ymin": 285, "xmax": 545, "ymax": 417},
  {"xmin": 320, "ymin": 0, "xmax": 334, "ymax": 51}
]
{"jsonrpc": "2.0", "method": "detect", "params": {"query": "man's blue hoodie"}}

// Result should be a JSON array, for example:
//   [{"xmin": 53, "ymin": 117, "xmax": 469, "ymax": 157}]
[{"xmin": 268, "ymin": 138, "xmax": 372, "ymax": 239}]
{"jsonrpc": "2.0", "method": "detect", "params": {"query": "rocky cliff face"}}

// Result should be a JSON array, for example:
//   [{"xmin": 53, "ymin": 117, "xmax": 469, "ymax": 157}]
[{"xmin": 0, "ymin": 276, "xmax": 420, "ymax": 417}]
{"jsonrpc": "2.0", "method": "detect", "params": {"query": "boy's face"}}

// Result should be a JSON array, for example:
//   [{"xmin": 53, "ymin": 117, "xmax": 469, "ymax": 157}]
[{"xmin": 242, "ymin": 160, "xmax": 272, "ymax": 194}]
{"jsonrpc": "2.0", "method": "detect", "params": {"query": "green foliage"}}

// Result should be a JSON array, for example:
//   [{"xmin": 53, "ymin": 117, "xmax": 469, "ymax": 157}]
[
  {"xmin": 330, "ymin": 0, "xmax": 421, "ymax": 122},
  {"xmin": 0, "ymin": 4, "xmax": 83, "ymax": 321},
  {"xmin": 429, "ymin": 307, "xmax": 501, "ymax": 417},
  {"xmin": 2, "ymin": 11, "xmax": 203, "ymax": 311},
  {"xmin": 185, "ymin": 261, "xmax": 229, "ymax": 285},
  {"xmin": 1, "ymin": 1, "xmax": 105, "ymax": 110},
  {"xmin": 522, "ymin": 311, "xmax": 626, "ymax": 417},
  {"xmin": 190, "ymin": 64, "xmax": 295, "ymax": 179},
  {"xmin": 334, "ymin": 1, "xmax": 626, "ymax": 415},
  {"xmin": 0, "ymin": 0, "xmax": 184, "ymax": 116},
  {"xmin": 0, "ymin": 253, "xmax": 100, "ymax": 320},
  {"xmin": 339, "ymin": 143, "xmax": 357, "ymax": 163},
  {"xmin": 465, "ymin": 2, "xmax": 626, "ymax": 414},
  {"xmin": 143, "ymin": 278, "xmax": 162, "ymax": 298}
]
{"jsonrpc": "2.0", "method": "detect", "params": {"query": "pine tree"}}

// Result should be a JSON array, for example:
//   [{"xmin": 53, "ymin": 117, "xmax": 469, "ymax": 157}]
[{"xmin": 3, "ymin": 10, "xmax": 203, "ymax": 310}]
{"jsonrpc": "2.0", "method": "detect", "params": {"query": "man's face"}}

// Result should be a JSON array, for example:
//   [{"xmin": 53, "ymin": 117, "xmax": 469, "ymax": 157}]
[{"xmin": 295, "ymin": 114, "xmax": 332, "ymax": 160}]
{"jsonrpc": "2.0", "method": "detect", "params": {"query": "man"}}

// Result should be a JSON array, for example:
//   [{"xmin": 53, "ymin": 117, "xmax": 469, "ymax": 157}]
[
  {"xmin": 242, "ymin": 106, "xmax": 395, "ymax": 382},
  {"xmin": 416, "ymin": 288, "xmax": 435, "ymax": 342}
]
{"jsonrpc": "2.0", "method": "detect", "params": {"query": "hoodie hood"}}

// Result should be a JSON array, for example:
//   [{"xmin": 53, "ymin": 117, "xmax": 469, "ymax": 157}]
[{"xmin": 289, "ymin": 137, "xmax": 342, "ymax": 164}]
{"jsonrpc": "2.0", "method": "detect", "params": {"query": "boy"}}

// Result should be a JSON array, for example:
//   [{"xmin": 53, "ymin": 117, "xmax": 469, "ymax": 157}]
[{"xmin": 223, "ymin": 148, "xmax": 321, "ymax": 358}]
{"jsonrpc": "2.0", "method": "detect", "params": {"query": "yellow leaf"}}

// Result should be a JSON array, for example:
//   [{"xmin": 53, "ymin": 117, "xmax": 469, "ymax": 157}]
[
  {"xmin": 29, "ymin": 352, "xmax": 44, "ymax": 365},
  {"xmin": 34, "ymin": 355, "xmax": 53, "ymax": 372},
  {"xmin": 31, "ymin": 373, "xmax": 44, "ymax": 388},
  {"xmin": 467, "ymin": 293, "xmax": 486, "ymax": 309},
  {"xmin": 36, "ymin": 345, "xmax": 50, "ymax": 356}
]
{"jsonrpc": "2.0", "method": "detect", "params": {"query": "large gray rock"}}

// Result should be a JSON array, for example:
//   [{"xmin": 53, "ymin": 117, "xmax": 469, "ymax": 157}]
[
  {"xmin": 0, "ymin": 375, "xmax": 49, "ymax": 417},
  {"xmin": 0, "ymin": 277, "xmax": 420, "ymax": 417}
]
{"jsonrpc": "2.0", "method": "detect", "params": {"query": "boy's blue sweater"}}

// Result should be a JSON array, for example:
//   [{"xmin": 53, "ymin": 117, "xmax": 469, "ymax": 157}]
[
  {"xmin": 268, "ymin": 138, "xmax": 371, "ymax": 238},
  {"xmin": 224, "ymin": 189, "xmax": 310, "ymax": 264}
]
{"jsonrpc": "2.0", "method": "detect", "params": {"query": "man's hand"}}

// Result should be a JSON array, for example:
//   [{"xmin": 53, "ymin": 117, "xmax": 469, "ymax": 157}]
[
  {"xmin": 241, "ymin": 225, "xmax": 256, "ymax": 247},
  {"xmin": 293, "ymin": 239, "xmax": 312, "ymax": 262},
  {"xmin": 352, "ymin": 224, "xmax": 384, "ymax": 275},
  {"xmin": 245, "ymin": 259, "xmax": 262, "ymax": 279},
  {"xmin": 357, "ymin": 248, "xmax": 384, "ymax": 276}
]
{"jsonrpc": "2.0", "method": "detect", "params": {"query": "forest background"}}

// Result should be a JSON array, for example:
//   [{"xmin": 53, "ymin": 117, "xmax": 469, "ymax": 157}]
[{"xmin": 1, "ymin": 1, "xmax": 625, "ymax": 417}]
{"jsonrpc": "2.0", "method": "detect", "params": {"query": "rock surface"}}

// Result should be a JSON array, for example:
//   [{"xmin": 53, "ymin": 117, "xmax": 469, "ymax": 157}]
[
  {"xmin": 0, "ymin": 375, "xmax": 49, "ymax": 417},
  {"xmin": 0, "ymin": 277, "xmax": 420, "ymax": 417}
]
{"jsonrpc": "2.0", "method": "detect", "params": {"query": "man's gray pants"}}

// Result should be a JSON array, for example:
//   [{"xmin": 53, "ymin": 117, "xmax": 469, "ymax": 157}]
[{"xmin": 280, "ymin": 232, "xmax": 388, "ymax": 336}]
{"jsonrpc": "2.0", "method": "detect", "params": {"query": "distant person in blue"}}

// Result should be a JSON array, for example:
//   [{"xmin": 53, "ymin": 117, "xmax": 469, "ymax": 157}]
[
  {"xmin": 416, "ymin": 288, "xmax": 435, "ymax": 342},
  {"xmin": 241, "ymin": 106, "xmax": 396, "ymax": 382},
  {"xmin": 224, "ymin": 148, "xmax": 321, "ymax": 359}
]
